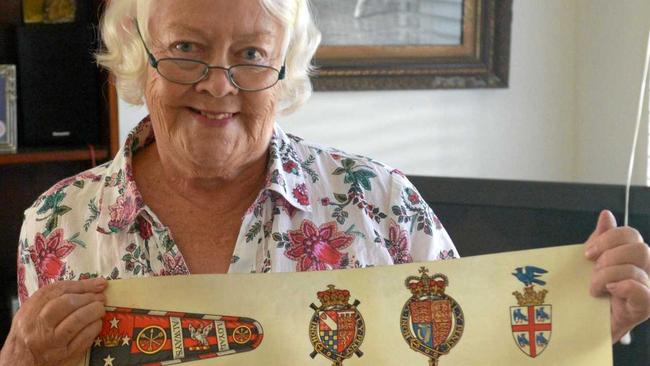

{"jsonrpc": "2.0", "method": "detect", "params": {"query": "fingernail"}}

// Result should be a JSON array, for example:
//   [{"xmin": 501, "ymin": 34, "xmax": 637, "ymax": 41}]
[
  {"xmin": 585, "ymin": 247, "xmax": 596, "ymax": 259},
  {"xmin": 606, "ymin": 283, "xmax": 617, "ymax": 291},
  {"xmin": 95, "ymin": 278, "xmax": 108, "ymax": 289}
]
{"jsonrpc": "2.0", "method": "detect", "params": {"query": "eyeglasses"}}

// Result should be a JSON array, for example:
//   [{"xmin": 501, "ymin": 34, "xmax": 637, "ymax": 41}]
[{"xmin": 134, "ymin": 21, "xmax": 286, "ymax": 91}]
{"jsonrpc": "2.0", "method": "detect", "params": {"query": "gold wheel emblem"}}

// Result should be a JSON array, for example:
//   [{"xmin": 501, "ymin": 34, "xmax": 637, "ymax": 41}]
[
  {"xmin": 232, "ymin": 326, "xmax": 252, "ymax": 344},
  {"xmin": 136, "ymin": 325, "xmax": 167, "ymax": 354}
]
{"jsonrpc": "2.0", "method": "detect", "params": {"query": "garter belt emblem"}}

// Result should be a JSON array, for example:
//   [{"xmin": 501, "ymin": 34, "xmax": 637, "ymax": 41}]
[
  {"xmin": 510, "ymin": 266, "xmax": 552, "ymax": 358},
  {"xmin": 309, "ymin": 285, "xmax": 365, "ymax": 365},
  {"xmin": 85, "ymin": 307, "xmax": 263, "ymax": 366},
  {"xmin": 400, "ymin": 267, "xmax": 464, "ymax": 366}
]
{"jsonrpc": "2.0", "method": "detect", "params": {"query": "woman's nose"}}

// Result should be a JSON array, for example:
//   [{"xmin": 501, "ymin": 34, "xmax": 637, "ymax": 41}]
[{"xmin": 194, "ymin": 67, "xmax": 239, "ymax": 98}]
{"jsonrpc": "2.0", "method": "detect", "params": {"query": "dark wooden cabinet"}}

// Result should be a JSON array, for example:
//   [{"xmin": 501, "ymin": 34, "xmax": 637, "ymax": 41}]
[
  {"xmin": 0, "ymin": 0, "xmax": 119, "ymax": 164},
  {"xmin": 0, "ymin": 0, "xmax": 118, "ymax": 346}
]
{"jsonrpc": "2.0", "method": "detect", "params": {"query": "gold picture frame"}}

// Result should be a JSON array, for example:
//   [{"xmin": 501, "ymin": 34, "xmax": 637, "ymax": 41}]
[{"xmin": 311, "ymin": 0, "xmax": 513, "ymax": 91}]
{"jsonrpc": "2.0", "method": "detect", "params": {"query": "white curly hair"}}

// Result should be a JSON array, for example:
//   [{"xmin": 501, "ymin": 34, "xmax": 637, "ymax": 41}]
[{"xmin": 96, "ymin": 0, "xmax": 321, "ymax": 115}]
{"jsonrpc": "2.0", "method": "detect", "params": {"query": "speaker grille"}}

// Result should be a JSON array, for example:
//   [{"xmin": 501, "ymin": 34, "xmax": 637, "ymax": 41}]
[{"xmin": 17, "ymin": 23, "xmax": 100, "ymax": 147}]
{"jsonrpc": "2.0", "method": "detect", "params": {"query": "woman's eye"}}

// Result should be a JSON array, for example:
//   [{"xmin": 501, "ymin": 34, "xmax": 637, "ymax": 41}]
[
  {"xmin": 173, "ymin": 42, "xmax": 195, "ymax": 53},
  {"xmin": 242, "ymin": 48, "xmax": 263, "ymax": 61}
]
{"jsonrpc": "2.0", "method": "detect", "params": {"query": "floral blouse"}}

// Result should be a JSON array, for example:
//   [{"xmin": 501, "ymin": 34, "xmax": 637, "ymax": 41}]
[{"xmin": 17, "ymin": 116, "xmax": 457, "ymax": 303}]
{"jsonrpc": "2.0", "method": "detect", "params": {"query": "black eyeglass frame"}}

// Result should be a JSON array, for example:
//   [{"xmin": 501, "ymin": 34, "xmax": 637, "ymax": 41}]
[{"xmin": 134, "ymin": 20, "xmax": 286, "ymax": 91}]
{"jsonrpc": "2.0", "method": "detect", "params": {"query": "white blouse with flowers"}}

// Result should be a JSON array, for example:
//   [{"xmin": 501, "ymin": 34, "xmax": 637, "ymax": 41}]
[{"xmin": 17, "ymin": 116, "xmax": 457, "ymax": 303}]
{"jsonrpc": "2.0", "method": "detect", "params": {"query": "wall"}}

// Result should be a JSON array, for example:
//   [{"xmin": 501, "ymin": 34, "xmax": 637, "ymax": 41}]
[
  {"xmin": 280, "ymin": 0, "xmax": 578, "ymax": 182},
  {"xmin": 575, "ymin": 0, "xmax": 650, "ymax": 186},
  {"xmin": 118, "ymin": 0, "xmax": 649, "ymax": 185}
]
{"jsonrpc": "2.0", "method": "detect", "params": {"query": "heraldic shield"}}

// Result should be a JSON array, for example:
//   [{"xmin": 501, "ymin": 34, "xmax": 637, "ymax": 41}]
[
  {"xmin": 401, "ymin": 267, "xmax": 464, "ymax": 366},
  {"xmin": 85, "ymin": 306, "xmax": 263, "ymax": 366},
  {"xmin": 510, "ymin": 266, "xmax": 552, "ymax": 358},
  {"xmin": 309, "ymin": 285, "xmax": 365, "ymax": 366}
]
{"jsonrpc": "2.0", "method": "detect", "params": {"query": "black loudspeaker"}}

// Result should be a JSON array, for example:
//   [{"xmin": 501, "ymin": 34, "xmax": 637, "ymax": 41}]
[
  {"xmin": 16, "ymin": 23, "xmax": 100, "ymax": 147},
  {"xmin": 0, "ymin": 26, "xmax": 17, "ymax": 64}
]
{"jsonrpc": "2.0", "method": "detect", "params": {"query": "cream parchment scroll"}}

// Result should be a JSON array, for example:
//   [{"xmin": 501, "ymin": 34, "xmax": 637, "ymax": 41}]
[{"xmin": 79, "ymin": 244, "xmax": 612, "ymax": 366}]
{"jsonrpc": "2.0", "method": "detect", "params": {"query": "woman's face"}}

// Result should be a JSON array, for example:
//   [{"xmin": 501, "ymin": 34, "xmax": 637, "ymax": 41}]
[{"xmin": 144, "ymin": 0, "xmax": 286, "ymax": 179}]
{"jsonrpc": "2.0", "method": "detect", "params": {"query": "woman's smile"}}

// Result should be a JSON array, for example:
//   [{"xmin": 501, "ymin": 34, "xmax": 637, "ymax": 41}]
[{"xmin": 187, "ymin": 107, "xmax": 239, "ymax": 127}]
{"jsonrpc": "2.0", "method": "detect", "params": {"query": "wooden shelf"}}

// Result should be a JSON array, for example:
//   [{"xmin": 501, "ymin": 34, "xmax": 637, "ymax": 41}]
[{"xmin": 0, "ymin": 147, "xmax": 109, "ymax": 165}]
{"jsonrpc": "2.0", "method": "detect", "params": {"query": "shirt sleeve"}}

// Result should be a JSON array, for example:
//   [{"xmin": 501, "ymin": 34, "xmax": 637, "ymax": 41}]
[
  {"xmin": 388, "ymin": 172, "xmax": 459, "ymax": 262},
  {"xmin": 17, "ymin": 208, "xmax": 40, "ymax": 305}
]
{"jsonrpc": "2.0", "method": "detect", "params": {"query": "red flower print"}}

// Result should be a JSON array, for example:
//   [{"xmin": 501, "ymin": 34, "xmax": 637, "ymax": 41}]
[
  {"xmin": 44, "ymin": 172, "xmax": 102, "ymax": 196},
  {"xmin": 29, "ymin": 228, "xmax": 76, "ymax": 287},
  {"xmin": 17, "ymin": 260, "xmax": 29, "ymax": 303},
  {"xmin": 386, "ymin": 220, "xmax": 412, "ymax": 264},
  {"xmin": 321, "ymin": 197, "xmax": 330, "ymax": 206},
  {"xmin": 390, "ymin": 169, "xmax": 406, "ymax": 177},
  {"xmin": 283, "ymin": 160, "xmax": 299, "ymax": 174},
  {"xmin": 78, "ymin": 272, "xmax": 96, "ymax": 280},
  {"xmin": 292, "ymin": 183, "xmax": 310, "ymax": 206},
  {"xmin": 160, "ymin": 251, "xmax": 189, "ymax": 276},
  {"xmin": 108, "ymin": 182, "xmax": 142, "ymax": 231},
  {"xmin": 285, "ymin": 220, "xmax": 354, "ymax": 271},
  {"xmin": 136, "ymin": 216, "xmax": 153, "ymax": 240},
  {"xmin": 406, "ymin": 188, "xmax": 420, "ymax": 205},
  {"xmin": 276, "ymin": 195, "xmax": 297, "ymax": 218},
  {"xmin": 108, "ymin": 196, "xmax": 136, "ymax": 231},
  {"xmin": 246, "ymin": 191, "xmax": 269, "ymax": 216},
  {"xmin": 438, "ymin": 249, "xmax": 456, "ymax": 260},
  {"xmin": 125, "ymin": 261, "xmax": 135, "ymax": 271}
]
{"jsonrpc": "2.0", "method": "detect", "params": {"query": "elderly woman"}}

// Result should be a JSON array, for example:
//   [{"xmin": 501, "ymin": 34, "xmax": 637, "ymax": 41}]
[{"xmin": 1, "ymin": 0, "xmax": 649, "ymax": 365}]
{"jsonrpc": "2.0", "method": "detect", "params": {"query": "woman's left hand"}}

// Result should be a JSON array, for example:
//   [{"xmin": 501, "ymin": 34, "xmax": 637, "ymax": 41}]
[{"xmin": 585, "ymin": 210, "xmax": 650, "ymax": 343}]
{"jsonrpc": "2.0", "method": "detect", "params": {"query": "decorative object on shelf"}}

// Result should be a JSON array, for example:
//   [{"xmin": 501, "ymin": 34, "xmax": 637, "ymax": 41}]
[
  {"xmin": 23, "ymin": 0, "xmax": 76, "ymax": 24},
  {"xmin": 0, "ymin": 64, "xmax": 17, "ymax": 154},
  {"xmin": 44, "ymin": 0, "xmax": 77, "ymax": 23},
  {"xmin": 22, "ymin": 0, "xmax": 46, "ymax": 23},
  {"xmin": 311, "ymin": 0, "xmax": 512, "ymax": 91}
]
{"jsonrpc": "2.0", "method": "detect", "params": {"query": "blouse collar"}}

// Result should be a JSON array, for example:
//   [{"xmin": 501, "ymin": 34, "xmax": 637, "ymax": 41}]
[{"xmin": 96, "ymin": 116, "xmax": 311, "ymax": 235}]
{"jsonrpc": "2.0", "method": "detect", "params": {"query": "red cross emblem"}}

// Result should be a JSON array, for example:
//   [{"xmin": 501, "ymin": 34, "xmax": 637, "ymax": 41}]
[{"xmin": 510, "ymin": 305, "xmax": 552, "ymax": 358}]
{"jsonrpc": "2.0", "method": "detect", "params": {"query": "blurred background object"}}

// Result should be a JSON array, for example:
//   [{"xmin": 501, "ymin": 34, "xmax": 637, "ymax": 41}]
[{"xmin": 23, "ymin": 0, "xmax": 76, "ymax": 24}]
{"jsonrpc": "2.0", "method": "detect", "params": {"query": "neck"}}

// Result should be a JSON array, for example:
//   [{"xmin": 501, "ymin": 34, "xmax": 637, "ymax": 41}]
[{"xmin": 135, "ymin": 143, "xmax": 268, "ymax": 213}]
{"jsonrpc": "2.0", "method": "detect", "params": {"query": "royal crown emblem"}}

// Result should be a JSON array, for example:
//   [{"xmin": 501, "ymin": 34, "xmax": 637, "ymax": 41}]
[
  {"xmin": 85, "ymin": 307, "xmax": 263, "ymax": 366},
  {"xmin": 100, "ymin": 330, "xmax": 124, "ymax": 348},
  {"xmin": 400, "ymin": 267, "xmax": 464, "ymax": 366},
  {"xmin": 309, "ymin": 285, "xmax": 365, "ymax": 366},
  {"xmin": 510, "ymin": 266, "xmax": 552, "ymax": 358}
]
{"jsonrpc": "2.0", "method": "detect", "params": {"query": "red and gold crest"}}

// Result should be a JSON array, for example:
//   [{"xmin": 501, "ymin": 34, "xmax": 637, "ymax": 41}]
[
  {"xmin": 309, "ymin": 285, "xmax": 365, "ymax": 366},
  {"xmin": 401, "ymin": 267, "xmax": 464, "ymax": 366}
]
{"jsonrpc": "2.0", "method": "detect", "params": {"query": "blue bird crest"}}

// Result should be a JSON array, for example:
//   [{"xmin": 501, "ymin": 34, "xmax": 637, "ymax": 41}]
[{"xmin": 512, "ymin": 266, "xmax": 548, "ymax": 287}]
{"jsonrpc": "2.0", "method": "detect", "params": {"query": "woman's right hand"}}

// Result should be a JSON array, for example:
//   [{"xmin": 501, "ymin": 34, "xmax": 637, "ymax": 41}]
[{"xmin": 0, "ymin": 278, "xmax": 107, "ymax": 366}]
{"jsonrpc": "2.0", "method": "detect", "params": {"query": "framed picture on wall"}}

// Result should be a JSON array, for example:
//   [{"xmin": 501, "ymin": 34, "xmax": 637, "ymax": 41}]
[
  {"xmin": 310, "ymin": 0, "xmax": 513, "ymax": 91},
  {"xmin": 0, "ymin": 65, "xmax": 17, "ymax": 154}
]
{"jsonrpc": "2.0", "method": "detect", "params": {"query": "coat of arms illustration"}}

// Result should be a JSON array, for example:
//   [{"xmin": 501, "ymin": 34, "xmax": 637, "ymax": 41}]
[
  {"xmin": 84, "ymin": 306, "xmax": 263, "ymax": 365},
  {"xmin": 510, "ymin": 266, "xmax": 552, "ymax": 358},
  {"xmin": 309, "ymin": 285, "xmax": 365, "ymax": 365},
  {"xmin": 400, "ymin": 267, "xmax": 464, "ymax": 366}
]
